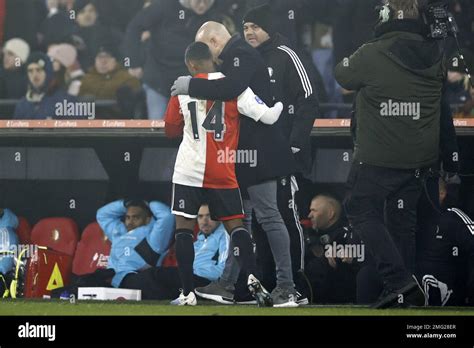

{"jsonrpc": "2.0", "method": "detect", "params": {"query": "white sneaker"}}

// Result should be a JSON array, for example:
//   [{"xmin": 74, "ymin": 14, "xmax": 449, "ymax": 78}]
[{"xmin": 170, "ymin": 291, "xmax": 197, "ymax": 306}]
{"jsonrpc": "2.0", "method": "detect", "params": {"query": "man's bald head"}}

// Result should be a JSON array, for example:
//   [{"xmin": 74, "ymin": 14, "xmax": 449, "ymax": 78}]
[{"xmin": 195, "ymin": 21, "xmax": 232, "ymax": 61}]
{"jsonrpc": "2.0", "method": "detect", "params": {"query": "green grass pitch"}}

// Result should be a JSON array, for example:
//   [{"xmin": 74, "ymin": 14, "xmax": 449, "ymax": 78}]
[{"xmin": 0, "ymin": 300, "xmax": 473, "ymax": 316}]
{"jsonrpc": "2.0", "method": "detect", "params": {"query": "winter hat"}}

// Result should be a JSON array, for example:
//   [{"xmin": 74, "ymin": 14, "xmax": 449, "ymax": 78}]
[
  {"xmin": 74, "ymin": 0, "xmax": 96, "ymax": 13},
  {"xmin": 3, "ymin": 38, "xmax": 31, "ymax": 63},
  {"xmin": 26, "ymin": 52, "xmax": 54, "ymax": 92},
  {"xmin": 243, "ymin": 4, "xmax": 274, "ymax": 36},
  {"xmin": 48, "ymin": 44, "xmax": 78, "ymax": 68},
  {"xmin": 95, "ymin": 44, "xmax": 120, "ymax": 61}
]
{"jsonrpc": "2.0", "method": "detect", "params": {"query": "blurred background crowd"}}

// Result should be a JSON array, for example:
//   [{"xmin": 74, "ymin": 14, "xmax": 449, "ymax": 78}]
[{"xmin": 0, "ymin": 0, "xmax": 473, "ymax": 120}]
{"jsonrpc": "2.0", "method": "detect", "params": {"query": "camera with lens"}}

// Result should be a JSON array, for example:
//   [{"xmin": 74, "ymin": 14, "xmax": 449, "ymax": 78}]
[{"xmin": 420, "ymin": 0, "xmax": 458, "ymax": 40}]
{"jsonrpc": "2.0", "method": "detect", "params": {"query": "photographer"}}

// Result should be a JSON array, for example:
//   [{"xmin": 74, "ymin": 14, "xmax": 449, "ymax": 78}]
[
  {"xmin": 305, "ymin": 195, "xmax": 361, "ymax": 304},
  {"xmin": 335, "ymin": 0, "xmax": 445, "ymax": 308}
]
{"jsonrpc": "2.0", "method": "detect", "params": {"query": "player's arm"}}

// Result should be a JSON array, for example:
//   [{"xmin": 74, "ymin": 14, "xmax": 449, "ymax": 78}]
[
  {"xmin": 237, "ymin": 88, "xmax": 283, "ymax": 125},
  {"xmin": 0, "ymin": 209, "xmax": 19, "ymax": 230},
  {"xmin": 188, "ymin": 49, "xmax": 256, "ymax": 101},
  {"xmin": 96, "ymin": 200, "xmax": 128, "ymax": 241},
  {"xmin": 164, "ymin": 96, "xmax": 184, "ymax": 138},
  {"xmin": 135, "ymin": 201, "xmax": 175, "ymax": 267}
]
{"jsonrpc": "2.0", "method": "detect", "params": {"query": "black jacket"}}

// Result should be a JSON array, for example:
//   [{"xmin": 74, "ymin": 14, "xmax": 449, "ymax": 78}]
[
  {"xmin": 188, "ymin": 34, "xmax": 296, "ymax": 190},
  {"xmin": 256, "ymin": 33, "xmax": 319, "ymax": 176},
  {"xmin": 122, "ymin": 0, "xmax": 221, "ymax": 96}
]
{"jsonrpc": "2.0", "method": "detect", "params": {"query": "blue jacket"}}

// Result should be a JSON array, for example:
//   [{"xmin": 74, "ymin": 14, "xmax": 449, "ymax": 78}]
[
  {"xmin": 13, "ymin": 90, "xmax": 77, "ymax": 120},
  {"xmin": 193, "ymin": 224, "xmax": 229, "ymax": 282},
  {"xmin": 96, "ymin": 200, "xmax": 175, "ymax": 288},
  {"xmin": 0, "ymin": 210, "xmax": 19, "ymax": 274}
]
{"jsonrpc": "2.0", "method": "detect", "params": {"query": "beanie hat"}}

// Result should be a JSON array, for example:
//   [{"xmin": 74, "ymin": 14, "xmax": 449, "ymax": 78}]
[
  {"xmin": 48, "ymin": 44, "xmax": 78, "ymax": 68},
  {"xmin": 4, "ymin": 38, "xmax": 30, "ymax": 63},
  {"xmin": 243, "ymin": 4, "xmax": 274, "ymax": 36},
  {"xmin": 74, "ymin": 0, "xmax": 96, "ymax": 13}
]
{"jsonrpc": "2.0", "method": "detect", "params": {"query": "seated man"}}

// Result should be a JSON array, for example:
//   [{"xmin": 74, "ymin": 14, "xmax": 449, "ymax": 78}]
[
  {"xmin": 53, "ymin": 199, "xmax": 174, "ymax": 299},
  {"xmin": 305, "ymin": 195, "xmax": 362, "ymax": 304},
  {"xmin": 121, "ymin": 204, "xmax": 230, "ymax": 300},
  {"xmin": 79, "ymin": 43, "xmax": 142, "ymax": 119},
  {"xmin": 0, "ymin": 209, "xmax": 19, "ymax": 296},
  {"xmin": 417, "ymin": 179, "xmax": 474, "ymax": 306},
  {"xmin": 14, "ymin": 52, "xmax": 77, "ymax": 119}
]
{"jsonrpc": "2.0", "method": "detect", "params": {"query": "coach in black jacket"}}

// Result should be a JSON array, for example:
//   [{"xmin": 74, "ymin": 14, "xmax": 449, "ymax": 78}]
[
  {"xmin": 241, "ymin": 4, "xmax": 319, "ymax": 299},
  {"xmin": 172, "ymin": 21, "xmax": 299, "ymax": 307}
]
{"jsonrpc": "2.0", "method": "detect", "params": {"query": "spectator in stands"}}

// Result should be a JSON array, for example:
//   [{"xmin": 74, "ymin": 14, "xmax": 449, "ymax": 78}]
[
  {"xmin": 417, "ymin": 179, "xmax": 474, "ymax": 306},
  {"xmin": 0, "ymin": 38, "xmax": 30, "ymax": 119},
  {"xmin": 38, "ymin": 0, "xmax": 77, "ymax": 50},
  {"xmin": 93, "ymin": 0, "xmax": 145, "ymax": 34},
  {"xmin": 445, "ymin": 50, "xmax": 473, "ymax": 108},
  {"xmin": 305, "ymin": 195, "xmax": 361, "ymax": 303},
  {"xmin": 121, "ymin": 204, "xmax": 230, "ymax": 300},
  {"xmin": 13, "ymin": 52, "xmax": 74, "ymax": 119},
  {"xmin": 0, "ymin": 208, "xmax": 19, "ymax": 297},
  {"xmin": 53, "ymin": 199, "xmax": 174, "ymax": 298},
  {"xmin": 79, "ymin": 44, "xmax": 142, "ymax": 119},
  {"xmin": 73, "ymin": 0, "xmax": 123, "ymax": 71},
  {"xmin": 48, "ymin": 43, "xmax": 84, "ymax": 97},
  {"xmin": 122, "ymin": 0, "xmax": 222, "ymax": 119},
  {"xmin": 3, "ymin": 0, "xmax": 47, "ymax": 48}
]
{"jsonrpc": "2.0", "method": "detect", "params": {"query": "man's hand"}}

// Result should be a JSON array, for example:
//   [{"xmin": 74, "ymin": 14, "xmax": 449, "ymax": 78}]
[
  {"xmin": 171, "ymin": 76, "xmax": 192, "ymax": 96},
  {"xmin": 129, "ymin": 68, "xmax": 144, "ymax": 79}
]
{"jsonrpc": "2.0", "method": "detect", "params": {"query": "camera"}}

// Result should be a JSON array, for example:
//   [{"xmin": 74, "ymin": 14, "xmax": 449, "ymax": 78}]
[{"xmin": 420, "ymin": 1, "xmax": 458, "ymax": 40}]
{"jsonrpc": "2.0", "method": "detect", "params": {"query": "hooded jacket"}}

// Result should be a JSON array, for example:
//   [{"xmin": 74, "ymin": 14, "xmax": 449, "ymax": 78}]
[{"xmin": 335, "ymin": 20, "xmax": 445, "ymax": 169}]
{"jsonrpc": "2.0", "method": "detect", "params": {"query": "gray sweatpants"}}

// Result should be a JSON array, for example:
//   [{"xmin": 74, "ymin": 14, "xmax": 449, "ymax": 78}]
[{"xmin": 220, "ymin": 180, "xmax": 294, "ymax": 290}]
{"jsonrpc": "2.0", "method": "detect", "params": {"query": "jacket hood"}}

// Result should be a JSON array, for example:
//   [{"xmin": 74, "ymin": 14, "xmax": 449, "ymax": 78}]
[{"xmin": 374, "ymin": 19, "xmax": 444, "ymax": 76}]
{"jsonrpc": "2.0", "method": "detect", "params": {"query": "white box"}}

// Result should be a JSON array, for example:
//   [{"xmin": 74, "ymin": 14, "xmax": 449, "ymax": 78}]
[{"xmin": 78, "ymin": 287, "xmax": 142, "ymax": 301}]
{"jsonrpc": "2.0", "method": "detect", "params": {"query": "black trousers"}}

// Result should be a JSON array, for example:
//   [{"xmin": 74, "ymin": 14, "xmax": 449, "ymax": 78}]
[
  {"xmin": 120, "ymin": 267, "xmax": 210, "ymax": 300},
  {"xmin": 253, "ymin": 176, "xmax": 307, "ymax": 292},
  {"xmin": 345, "ymin": 162, "xmax": 425, "ymax": 291}
]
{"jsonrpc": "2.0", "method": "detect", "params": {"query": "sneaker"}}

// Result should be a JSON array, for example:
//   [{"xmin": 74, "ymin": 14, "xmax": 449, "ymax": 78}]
[
  {"xmin": 296, "ymin": 291, "xmax": 309, "ymax": 305},
  {"xmin": 372, "ymin": 276, "xmax": 426, "ymax": 309},
  {"xmin": 170, "ymin": 290, "xmax": 197, "ymax": 306},
  {"xmin": 195, "ymin": 281, "xmax": 234, "ymax": 305},
  {"xmin": 271, "ymin": 287, "xmax": 299, "ymax": 308},
  {"xmin": 247, "ymin": 274, "xmax": 273, "ymax": 307}
]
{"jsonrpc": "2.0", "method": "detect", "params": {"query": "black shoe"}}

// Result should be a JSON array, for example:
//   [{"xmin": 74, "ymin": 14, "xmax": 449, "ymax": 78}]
[
  {"xmin": 372, "ymin": 276, "xmax": 426, "ymax": 309},
  {"xmin": 247, "ymin": 274, "xmax": 273, "ymax": 307}
]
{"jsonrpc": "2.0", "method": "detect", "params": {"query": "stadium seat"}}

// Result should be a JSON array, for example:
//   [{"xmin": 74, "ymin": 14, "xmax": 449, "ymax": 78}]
[
  {"xmin": 72, "ymin": 222, "xmax": 111, "ymax": 276},
  {"xmin": 30, "ymin": 218, "xmax": 79, "ymax": 256},
  {"xmin": 16, "ymin": 217, "xmax": 32, "ymax": 245}
]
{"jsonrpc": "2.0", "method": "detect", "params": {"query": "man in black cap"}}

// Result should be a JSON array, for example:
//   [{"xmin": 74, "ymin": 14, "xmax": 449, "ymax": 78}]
[
  {"xmin": 241, "ymin": 3, "xmax": 320, "ymax": 301},
  {"xmin": 171, "ymin": 21, "xmax": 299, "ymax": 307}
]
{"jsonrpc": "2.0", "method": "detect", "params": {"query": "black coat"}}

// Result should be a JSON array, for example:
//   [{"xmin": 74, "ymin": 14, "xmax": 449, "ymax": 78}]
[
  {"xmin": 122, "ymin": 0, "xmax": 222, "ymax": 96},
  {"xmin": 256, "ymin": 33, "xmax": 319, "ymax": 176},
  {"xmin": 188, "ymin": 34, "xmax": 296, "ymax": 191}
]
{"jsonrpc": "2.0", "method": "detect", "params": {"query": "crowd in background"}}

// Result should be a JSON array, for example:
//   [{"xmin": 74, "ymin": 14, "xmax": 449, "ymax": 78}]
[{"xmin": 0, "ymin": 0, "xmax": 472, "ymax": 120}]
